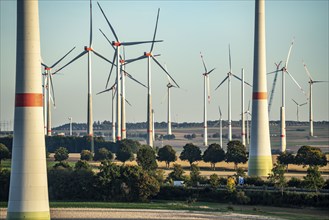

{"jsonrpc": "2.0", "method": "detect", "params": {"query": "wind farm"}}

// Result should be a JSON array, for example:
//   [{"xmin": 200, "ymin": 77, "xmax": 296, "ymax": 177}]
[{"xmin": 0, "ymin": 0, "xmax": 328, "ymax": 219}]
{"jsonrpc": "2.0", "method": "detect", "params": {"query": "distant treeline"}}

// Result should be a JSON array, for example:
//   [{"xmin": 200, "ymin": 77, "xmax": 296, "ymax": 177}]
[
  {"xmin": 0, "ymin": 136, "xmax": 119, "ymax": 153},
  {"xmin": 53, "ymin": 120, "xmax": 329, "ymax": 131}
]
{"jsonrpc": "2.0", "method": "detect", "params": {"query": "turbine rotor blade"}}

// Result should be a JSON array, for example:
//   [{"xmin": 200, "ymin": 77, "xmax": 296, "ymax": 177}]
[
  {"xmin": 150, "ymin": 8, "xmax": 160, "ymax": 53},
  {"xmin": 232, "ymin": 74, "xmax": 252, "ymax": 87},
  {"xmin": 53, "ymin": 50, "xmax": 87, "ymax": 75},
  {"xmin": 300, "ymin": 102, "xmax": 307, "ymax": 106},
  {"xmin": 285, "ymin": 38, "xmax": 294, "ymax": 68},
  {"xmin": 228, "ymin": 44, "xmax": 232, "ymax": 73},
  {"xmin": 41, "ymin": 63, "xmax": 48, "ymax": 68},
  {"xmin": 96, "ymin": 83, "xmax": 116, "ymax": 95},
  {"xmin": 92, "ymin": 49, "xmax": 115, "ymax": 64},
  {"xmin": 124, "ymin": 71, "xmax": 147, "ymax": 88},
  {"xmin": 151, "ymin": 55, "xmax": 180, "ymax": 88},
  {"xmin": 51, "ymin": 46, "xmax": 76, "ymax": 68},
  {"xmin": 99, "ymin": 28, "xmax": 115, "ymax": 51},
  {"xmin": 89, "ymin": 0, "xmax": 93, "ymax": 47},
  {"xmin": 105, "ymin": 50, "xmax": 117, "ymax": 89},
  {"xmin": 121, "ymin": 40, "xmax": 163, "ymax": 46},
  {"xmin": 286, "ymin": 70, "xmax": 306, "ymax": 96},
  {"xmin": 97, "ymin": 2, "xmax": 119, "ymax": 42},
  {"xmin": 215, "ymin": 75, "xmax": 229, "ymax": 90},
  {"xmin": 124, "ymin": 55, "xmax": 146, "ymax": 65},
  {"xmin": 218, "ymin": 105, "xmax": 222, "ymax": 117},
  {"xmin": 292, "ymin": 98, "xmax": 298, "ymax": 105},
  {"xmin": 200, "ymin": 52, "xmax": 208, "ymax": 73},
  {"xmin": 49, "ymin": 74, "xmax": 56, "ymax": 107},
  {"xmin": 125, "ymin": 98, "xmax": 132, "ymax": 107},
  {"xmin": 313, "ymin": 80, "xmax": 328, "ymax": 83},
  {"xmin": 207, "ymin": 68, "xmax": 216, "ymax": 75}
]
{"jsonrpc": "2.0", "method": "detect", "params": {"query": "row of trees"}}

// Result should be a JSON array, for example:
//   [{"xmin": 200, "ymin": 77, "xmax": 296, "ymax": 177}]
[{"xmin": 51, "ymin": 140, "xmax": 248, "ymax": 171}]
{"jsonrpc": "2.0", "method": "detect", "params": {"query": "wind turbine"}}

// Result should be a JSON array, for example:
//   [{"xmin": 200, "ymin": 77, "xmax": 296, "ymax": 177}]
[
  {"xmin": 215, "ymin": 45, "xmax": 251, "ymax": 142},
  {"xmin": 41, "ymin": 47, "xmax": 75, "ymax": 136},
  {"xmin": 97, "ymin": 3, "xmax": 162, "ymax": 143},
  {"xmin": 303, "ymin": 61, "xmax": 328, "ymax": 137},
  {"xmin": 121, "ymin": 8, "xmax": 179, "ymax": 147},
  {"xmin": 291, "ymin": 99, "xmax": 307, "ymax": 122},
  {"xmin": 53, "ymin": 0, "xmax": 113, "ymax": 153},
  {"xmin": 218, "ymin": 106, "xmax": 223, "ymax": 149},
  {"xmin": 267, "ymin": 39, "xmax": 306, "ymax": 152},
  {"xmin": 200, "ymin": 52, "xmax": 215, "ymax": 147}
]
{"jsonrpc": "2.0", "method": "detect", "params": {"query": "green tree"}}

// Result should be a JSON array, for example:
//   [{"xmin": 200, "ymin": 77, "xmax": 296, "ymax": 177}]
[
  {"xmin": 157, "ymin": 145, "xmax": 177, "ymax": 168},
  {"xmin": 179, "ymin": 143, "xmax": 202, "ymax": 166},
  {"xmin": 295, "ymin": 146, "xmax": 327, "ymax": 168},
  {"xmin": 267, "ymin": 163, "xmax": 287, "ymax": 196},
  {"xmin": 167, "ymin": 163, "xmax": 186, "ymax": 181},
  {"xmin": 188, "ymin": 164, "xmax": 201, "ymax": 187},
  {"xmin": 303, "ymin": 166, "xmax": 325, "ymax": 192},
  {"xmin": 202, "ymin": 143, "xmax": 225, "ymax": 170},
  {"xmin": 209, "ymin": 173, "xmax": 220, "ymax": 189},
  {"xmin": 80, "ymin": 150, "xmax": 93, "ymax": 161},
  {"xmin": 225, "ymin": 140, "xmax": 248, "ymax": 170},
  {"xmin": 75, "ymin": 160, "xmax": 92, "ymax": 171},
  {"xmin": 116, "ymin": 142, "xmax": 134, "ymax": 165},
  {"xmin": 120, "ymin": 139, "xmax": 141, "ymax": 153},
  {"xmin": 54, "ymin": 147, "xmax": 69, "ymax": 162},
  {"xmin": 277, "ymin": 151, "xmax": 295, "ymax": 172},
  {"xmin": 94, "ymin": 147, "xmax": 113, "ymax": 161},
  {"xmin": 136, "ymin": 145, "xmax": 158, "ymax": 171},
  {"xmin": 0, "ymin": 143, "xmax": 10, "ymax": 165}
]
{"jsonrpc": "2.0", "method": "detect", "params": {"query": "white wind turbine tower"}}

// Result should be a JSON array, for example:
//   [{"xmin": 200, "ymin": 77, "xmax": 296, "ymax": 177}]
[
  {"xmin": 291, "ymin": 99, "xmax": 307, "ymax": 122},
  {"xmin": 241, "ymin": 68, "xmax": 246, "ymax": 146},
  {"xmin": 215, "ymin": 45, "xmax": 251, "ymax": 142},
  {"xmin": 303, "ymin": 61, "xmax": 328, "ymax": 137},
  {"xmin": 97, "ymin": 83, "xmax": 116, "ymax": 142},
  {"xmin": 267, "ymin": 39, "xmax": 306, "ymax": 152},
  {"xmin": 53, "ymin": 0, "xmax": 113, "ymax": 153},
  {"xmin": 200, "ymin": 52, "xmax": 216, "ymax": 147},
  {"xmin": 166, "ymin": 80, "xmax": 176, "ymax": 136},
  {"xmin": 122, "ymin": 8, "xmax": 179, "ymax": 147},
  {"xmin": 218, "ymin": 106, "xmax": 223, "ymax": 149},
  {"xmin": 97, "ymin": 3, "xmax": 161, "ymax": 143},
  {"xmin": 41, "ymin": 47, "xmax": 75, "ymax": 136}
]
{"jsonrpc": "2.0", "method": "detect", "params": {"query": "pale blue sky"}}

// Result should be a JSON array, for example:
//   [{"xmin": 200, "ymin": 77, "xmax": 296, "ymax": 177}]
[{"xmin": 1, "ymin": 0, "xmax": 328, "ymax": 127}]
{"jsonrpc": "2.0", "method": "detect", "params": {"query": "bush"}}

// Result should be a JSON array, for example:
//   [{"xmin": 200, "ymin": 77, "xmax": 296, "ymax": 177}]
[
  {"xmin": 53, "ymin": 161, "xmax": 72, "ymax": 170},
  {"xmin": 0, "ymin": 143, "xmax": 10, "ymax": 165},
  {"xmin": 287, "ymin": 177, "xmax": 304, "ymax": 188},
  {"xmin": 54, "ymin": 147, "xmax": 69, "ymax": 162},
  {"xmin": 245, "ymin": 176, "xmax": 265, "ymax": 186},
  {"xmin": 75, "ymin": 160, "xmax": 92, "ymax": 171},
  {"xmin": 235, "ymin": 191, "xmax": 250, "ymax": 204},
  {"xmin": 80, "ymin": 150, "xmax": 93, "ymax": 161},
  {"xmin": 0, "ymin": 169, "xmax": 10, "ymax": 201},
  {"xmin": 94, "ymin": 147, "xmax": 113, "ymax": 161}
]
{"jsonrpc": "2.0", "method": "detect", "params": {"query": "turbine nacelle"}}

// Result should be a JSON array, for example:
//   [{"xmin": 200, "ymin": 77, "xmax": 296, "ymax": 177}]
[
  {"xmin": 84, "ymin": 46, "xmax": 93, "ymax": 51},
  {"xmin": 112, "ymin": 41, "xmax": 121, "ymax": 47},
  {"xmin": 45, "ymin": 67, "xmax": 51, "ymax": 71},
  {"xmin": 144, "ymin": 52, "xmax": 152, "ymax": 57}
]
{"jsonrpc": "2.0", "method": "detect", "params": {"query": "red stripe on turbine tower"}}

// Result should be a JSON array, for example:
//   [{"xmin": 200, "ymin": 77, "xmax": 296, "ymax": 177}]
[
  {"xmin": 15, "ymin": 93, "xmax": 43, "ymax": 107},
  {"xmin": 252, "ymin": 92, "xmax": 267, "ymax": 100}
]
